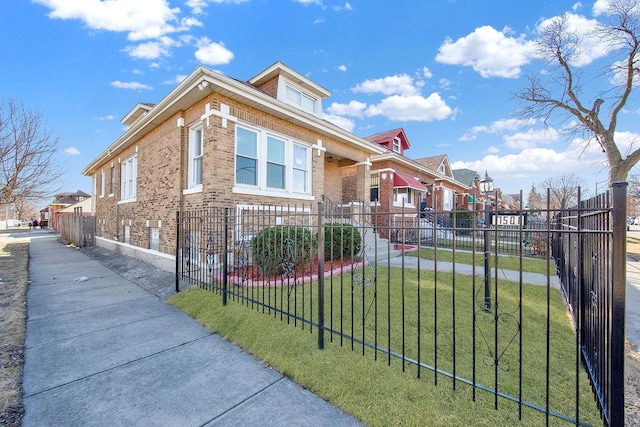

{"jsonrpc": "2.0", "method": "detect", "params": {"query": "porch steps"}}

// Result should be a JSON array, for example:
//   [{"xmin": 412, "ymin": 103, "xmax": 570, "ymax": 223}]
[{"xmin": 361, "ymin": 226, "xmax": 402, "ymax": 263}]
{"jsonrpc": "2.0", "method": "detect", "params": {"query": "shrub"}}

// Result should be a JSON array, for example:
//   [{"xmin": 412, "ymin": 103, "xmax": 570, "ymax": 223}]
[
  {"xmin": 324, "ymin": 223, "xmax": 362, "ymax": 260},
  {"xmin": 251, "ymin": 226, "xmax": 317, "ymax": 277}
]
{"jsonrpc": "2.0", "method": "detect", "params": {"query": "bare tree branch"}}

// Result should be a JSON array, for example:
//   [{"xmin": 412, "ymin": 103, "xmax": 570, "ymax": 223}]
[
  {"xmin": 514, "ymin": 0, "xmax": 640, "ymax": 183},
  {"xmin": 0, "ymin": 98, "xmax": 63, "ymax": 205},
  {"xmin": 538, "ymin": 174, "xmax": 586, "ymax": 209}
]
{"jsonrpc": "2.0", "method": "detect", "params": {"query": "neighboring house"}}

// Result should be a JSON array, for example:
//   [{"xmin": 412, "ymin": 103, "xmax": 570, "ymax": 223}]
[
  {"xmin": 82, "ymin": 61, "xmax": 386, "ymax": 269},
  {"xmin": 363, "ymin": 128, "xmax": 472, "ymax": 237},
  {"xmin": 365, "ymin": 129, "xmax": 472, "ymax": 214},
  {"xmin": 41, "ymin": 190, "xmax": 91, "ymax": 229},
  {"xmin": 413, "ymin": 155, "xmax": 471, "ymax": 211},
  {"xmin": 452, "ymin": 168, "xmax": 483, "ymax": 211},
  {"xmin": 51, "ymin": 196, "xmax": 93, "ymax": 230}
]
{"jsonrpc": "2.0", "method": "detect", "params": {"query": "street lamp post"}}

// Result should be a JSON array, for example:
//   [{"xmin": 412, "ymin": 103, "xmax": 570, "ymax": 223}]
[{"xmin": 479, "ymin": 171, "xmax": 494, "ymax": 311}]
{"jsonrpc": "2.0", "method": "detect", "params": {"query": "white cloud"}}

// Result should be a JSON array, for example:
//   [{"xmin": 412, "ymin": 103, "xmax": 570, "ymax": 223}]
[
  {"xmin": 365, "ymin": 93, "xmax": 454, "ymax": 122},
  {"xmin": 338, "ymin": 64, "xmax": 347, "ymax": 72},
  {"xmin": 187, "ymin": 0, "xmax": 249, "ymax": 15},
  {"xmin": 326, "ymin": 100, "xmax": 367, "ymax": 117},
  {"xmin": 164, "ymin": 74, "xmax": 188, "ymax": 85},
  {"xmin": 486, "ymin": 146, "xmax": 500, "ymax": 154},
  {"xmin": 435, "ymin": 25, "xmax": 534, "ymax": 78},
  {"xmin": 460, "ymin": 118, "xmax": 537, "ymax": 141},
  {"xmin": 33, "ymin": 0, "xmax": 187, "ymax": 41},
  {"xmin": 334, "ymin": 2, "xmax": 353, "ymax": 11},
  {"xmin": 64, "ymin": 147, "xmax": 81, "ymax": 155},
  {"xmin": 572, "ymin": 2, "xmax": 583, "ymax": 12},
  {"xmin": 96, "ymin": 115, "xmax": 115, "ymax": 121},
  {"xmin": 451, "ymin": 147, "xmax": 580, "ymax": 176},
  {"xmin": 110, "ymin": 81, "xmax": 153, "ymax": 90},
  {"xmin": 324, "ymin": 114, "xmax": 355, "ymax": 132},
  {"xmin": 592, "ymin": 0, "xmax": 611, "ymax": 16},
  {"xmin": 503, "ymin": 128, "xmax": 560, "ymax": 149},
  {"xmin": 438, "ymin": 78, "xmax": 452, "ymax": 90},
  {"xmin": 124, "ymin": 40, "xmax": 171, "ymax": 59},
  {"xmin": 351, "ymin": 74, "xmax": 420, "ymax": 97},
  {"xmin": 195, "ymin": 38, "xmax": 234, "ymax": 65},
  {"xmin": 422, "ymin": 66, "xmax": 433, "ymax": 79}
]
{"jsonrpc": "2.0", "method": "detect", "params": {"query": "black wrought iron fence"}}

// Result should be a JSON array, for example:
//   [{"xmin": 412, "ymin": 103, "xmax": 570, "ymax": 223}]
[
  {"xmin": 551, "ymin": 183, "xmax": 627, "ymax": 427},
  {"xmin": 176, "ymin": 185, "xmax": 626, "ymax": 426}
]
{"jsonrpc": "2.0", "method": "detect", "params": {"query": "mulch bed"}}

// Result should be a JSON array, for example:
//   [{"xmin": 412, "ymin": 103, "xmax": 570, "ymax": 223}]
[{"xmin": 228, "ymin": 257, "xmax": 362, "ymax": 286}]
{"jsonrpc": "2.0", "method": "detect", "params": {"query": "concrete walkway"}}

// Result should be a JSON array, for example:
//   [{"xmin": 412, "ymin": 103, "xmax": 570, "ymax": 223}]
[
  {"xmin": 22, "ymin": 232, "xmax": 362, "ymax": 426},
  {"xmin": 379, "ymin": 254, "xmax": 559, "ymax": 287}
]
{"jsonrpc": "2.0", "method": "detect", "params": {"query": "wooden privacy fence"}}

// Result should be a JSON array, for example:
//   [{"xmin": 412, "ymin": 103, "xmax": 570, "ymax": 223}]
[{"xmin": 58, "ymin": 215, "xmax": 96, "ymax": 248}]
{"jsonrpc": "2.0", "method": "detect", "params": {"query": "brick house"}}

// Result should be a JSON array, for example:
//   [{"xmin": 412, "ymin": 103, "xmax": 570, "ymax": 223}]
[
  {"xmin": 362, "ymin": 128, "xmax": 472, "ymax": 237},
  {"xmin": 82, "ymin": 62, "xmax": 386, "ymax": 269}
]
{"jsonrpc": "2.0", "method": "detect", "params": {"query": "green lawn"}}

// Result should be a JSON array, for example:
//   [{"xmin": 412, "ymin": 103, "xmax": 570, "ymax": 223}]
[{"xmin": 169, "ymin": 266, "xmax": 601, "ymax": 426}]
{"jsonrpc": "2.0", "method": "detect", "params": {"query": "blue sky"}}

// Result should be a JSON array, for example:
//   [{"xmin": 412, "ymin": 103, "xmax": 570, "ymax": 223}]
[{"xmin": 3, "ymin": 0, "xmax": 638, "ymax": 201}]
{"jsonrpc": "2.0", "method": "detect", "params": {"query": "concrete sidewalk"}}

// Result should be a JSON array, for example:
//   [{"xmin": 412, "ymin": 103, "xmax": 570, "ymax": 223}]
[
  {"xmin": 22, "ymin": 233, "xmax": 362, "ymax": 426},
  {"xmin": 379, "ymin": 254, "xmax": 559, "ymax": 288}
]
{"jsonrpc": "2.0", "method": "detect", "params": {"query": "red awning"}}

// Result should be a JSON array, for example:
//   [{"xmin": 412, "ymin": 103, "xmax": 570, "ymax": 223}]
[{"xmin": 393, "ymin": 171, "xmax": 428, "ymax": 191}]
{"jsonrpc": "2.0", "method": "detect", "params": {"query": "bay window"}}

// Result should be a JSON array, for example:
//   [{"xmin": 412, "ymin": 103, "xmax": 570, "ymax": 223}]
[
  {"xmin": 236, "ymin": 127, "xmax": 257, "ymax": 185},
  {"xmin": 235, "ymin": 125, "xmax": 311, "ymax": 196}
]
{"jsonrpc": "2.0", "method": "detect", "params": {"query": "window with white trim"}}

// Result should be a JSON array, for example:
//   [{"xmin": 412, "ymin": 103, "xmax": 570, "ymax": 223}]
[
  {"xmin": 267, "ymin": 136, "xmax": 285, "ymax": 189},
  {"xmin": 100, "ymin": 170, "xmax": 105, "ymax": 197},
  {"xmin": 392, "ymin": 137, "xmax": 401, "ymax": 153},
  {"xmin": 236, "ymin": 127, "xmax": 257, "ymax": 185},
  {"xmin": 120, "ymin": 155, "xmax": 137, "ymax": 202},
  {"xmin": 188, "ymin": 123, "xmax": 204, "ymax": 189},
  {"xmin": 235, "ymin": 125, "xmax": 311, "ymax": 196},
  {"xmin": 292, "ymin": 144, "xmax": 308, "ymax": 193},
  {"xmin": 443, "ymin": 188, "xmax": 454, "ymax": 211},
  {"xmin": 109, "ymin": 166, "xmax": 115, "ymax": 195},
  {"xmin": 370, "ymin": 172, "xmax": 379, "ymax": 202},
  {"xmin": 394, "ymin": 187, "xmax": 413, "ymax": 205},
  {"xmin": 285, "ymin": 84, "xmax": 317, "ymax": 115}
]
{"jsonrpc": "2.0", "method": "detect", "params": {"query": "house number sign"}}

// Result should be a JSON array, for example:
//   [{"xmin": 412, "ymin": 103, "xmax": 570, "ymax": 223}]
[{"xmin": 492, "ymin": 213, "xmax": 525, "ymax": 226}]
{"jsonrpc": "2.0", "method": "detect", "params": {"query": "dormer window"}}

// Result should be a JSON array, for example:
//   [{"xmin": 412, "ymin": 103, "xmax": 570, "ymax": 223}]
[
  {"xmin": 392, "ymin": 137, "xmax": 401, "ymax": 153},
  {"xmin": 438, "ymin": 164, "xmax": 445, "ymax": 174},
  {"xmin": 285, "ymin": 84, "xmax": 317, "ymax": 115}
]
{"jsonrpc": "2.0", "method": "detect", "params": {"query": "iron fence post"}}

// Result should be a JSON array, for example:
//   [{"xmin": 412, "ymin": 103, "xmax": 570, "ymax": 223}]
[
  {"xmin": 223, "ymin": 207, "xmax": 229, "ymax": 306},
  {"xmin": 483, "ymin": 199, "xmax": 491, "ymax": 310},
  {"xmin": 317, "ymin": 201, "xmax": 325, "ymax": 350},
  {"xmin": 175, "ymin": 210, "xmax": 180, "ymax": 293},
  {"xmin": 609, "ymin": 181, "xmax": 626, "ymax": 426}
]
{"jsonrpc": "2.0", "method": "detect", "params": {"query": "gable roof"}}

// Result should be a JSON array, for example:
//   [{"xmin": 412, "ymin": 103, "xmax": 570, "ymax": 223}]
[
  {"xmin": 249, "ymin": 61, "xmax": 331, "ymax": 99},
  {"xmin": 363, "ymin": 128, "xmax": 410, "ymax": 151},
  {"xmin": 122, "ymin": 102, "xmax": 155, "ymax": 126},
  {"xmin": 452, "ymin": 169, "xmax": 480, "ymax": 187},
  {"xmin": 413, "ymin": 155, "xmax": 455, "ymax": 179}
]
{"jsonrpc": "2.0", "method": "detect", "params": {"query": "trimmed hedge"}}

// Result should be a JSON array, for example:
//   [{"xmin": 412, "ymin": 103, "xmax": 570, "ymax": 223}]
[
  {"xmin": 251, "ymin": 226, "xmax": 317, "ymax": 277},
  {"xmin": 324, "ymin": 223, "xmax": 362, "ymax": 260}
]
